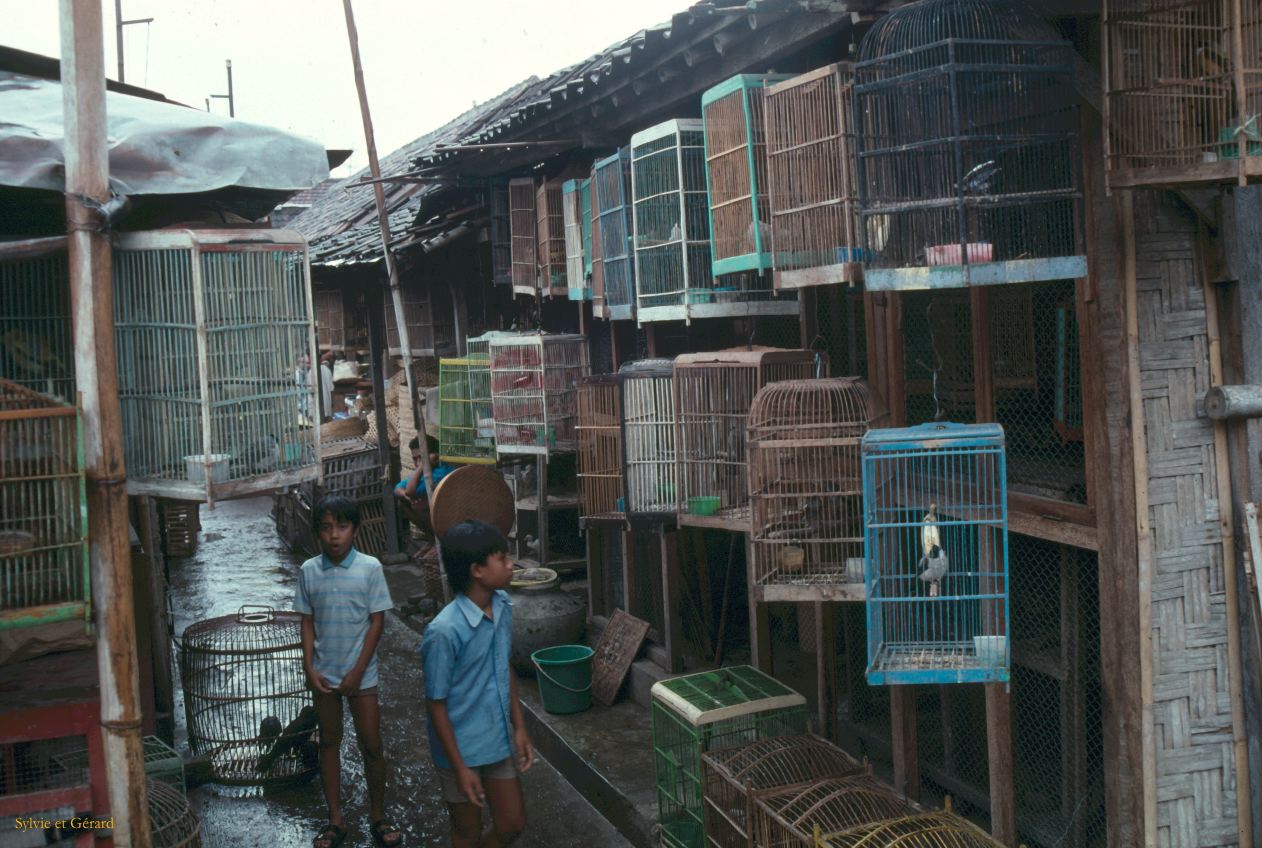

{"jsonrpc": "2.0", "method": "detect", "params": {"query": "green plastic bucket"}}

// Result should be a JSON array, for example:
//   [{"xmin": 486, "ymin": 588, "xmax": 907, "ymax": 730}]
[{"xmin": 531, "ymin": 645, "xmax": 593, "ymax": 715}]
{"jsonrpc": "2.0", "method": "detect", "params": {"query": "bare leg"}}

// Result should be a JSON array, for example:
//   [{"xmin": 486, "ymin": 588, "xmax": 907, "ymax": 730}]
[
  {"xmin": 480, "ymin": 776, "xmax": 526, "ymax": 847},
  {"xmin": 447, "ymin": 802, "xmax": 482, "ymax": 848},
  {"xmin": 313, "ymin": 690, "xmax": 345, "ymax": 828},
  {"xmin": 348, "ymin": 692, "xmax": 388, "ymax": 822}
]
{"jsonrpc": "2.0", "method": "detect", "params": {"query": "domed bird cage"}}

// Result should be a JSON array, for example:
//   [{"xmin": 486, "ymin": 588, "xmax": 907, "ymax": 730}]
[
  {"xmin": 701, "ymin": 733, "xmax": 865, "ymax": 848},
  {"xmin": 750, "ymin": 774, "xmax": 918, "ymax": 848},
  {"xmin": 862, "ymin": 422, "xmax": 1009, "ymax": 686},
  {"xmin": 748, "ymin": 378, "xmax": 875, "ymax": 603},
  {"xmin": 509, "ymin": 177, "xmax": 538, "ymax": 296},
  {"xmin": 595, "ymin": 147, "xmax": 636, "ymax": 320},
  {"xmin": 1105, "ymin": 0, "xmax": 1262, "ymax": 187},
  {"xmin": 490, "ymin": 181, "xmax": 513, "ymax": 286},
  {"xmin": 147, "ymin": 778, "xmax": 202, "ymax": 848},
  {"xmin": 854, "ymin": 0, "xmax": 1086, "ymax": 291},
  {"xmin": 489, "ymin": 333, "xmax": 590, "ymax": 457},
  {"xmin": 180, "ymin": 606, "xmax": 318, "ymax": 785},
  {"xmin": 577, "ymin": 374, "xmax": 623, "ymax": 525},
  {"xmin": 764, "ymin": 63, "xmax": 864, "ymax": 290},
  {"xmin": 674, "ymin": 348, "xmax": 821, "ymax": 531},
  {"xmin": 537, "ymin": 176, "xmax": 569, "ymax": 298},
  {"xmin": 803, "ymin": 808, "xmax": 1003, "ymax": 848}
]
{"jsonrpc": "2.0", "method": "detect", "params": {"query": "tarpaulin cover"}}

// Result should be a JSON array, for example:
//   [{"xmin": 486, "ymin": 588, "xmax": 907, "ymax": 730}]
[{"xmin": 0, "ymin": 71, "xmax": 328, "ymax": 195}]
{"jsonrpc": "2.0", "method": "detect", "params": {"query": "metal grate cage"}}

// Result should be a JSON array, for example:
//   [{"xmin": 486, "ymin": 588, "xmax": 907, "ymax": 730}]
[
  {"xmin": 862, "ymin": 422, "xmax": 1009, "ymax": 685},
  {"xmin": 438, "ymin": 349, "xmax": 496, "ymax": 465},
  {"xmin": 537, "ymin": 177, "xmax": 568, "ymax": 298},
  {"xmin": 509, "ymin": 177, "xmax": 538, "ymax": 296},
  {"xmin": 750, "ymin": 774, "xmax": 918, "ymax": 848},
  {"xmin": 652, "ymin": 666, "xmax": 809, "ymax": 848},
  {"xmin": 490, "ymin": 181, "xmax": 514, "ymax": 286},
  {"xmin": 701, "ymin": 733, "xmax": 865, "ymax": 848},
  {"xmin": 147, "ymin": 778, "xmax": 202, "ymax": 848},
  {"xmin": 595, "ymin": 148, "xmax": 636, "ymax": 320},
  {"xmin": 764, "ymin": 63, "xmax": 864, "ymax": 290},
  {"xmin": 855, "ymin": 0, "xmax": 1086, "ymax": 291},
  {"xmin": 674, "ymin": 348, "xmax": 821, "ymax": 531},
  {"xmin": 0, "ymin": 248, "xmax": 75, "ymax": 403},
  {"xmin": 1104, "ymin": 0, "xmax": 1262, "ymax": 187},
  {"xmin": 0, "ymin": 379, "xmax": 89, "ymax": 631},
  {"xmin": 577, "ymin": 375, "xmax": 624, "ymax": 525},
  {"xmin": 748, "ymin": 378, "xmax": 875, "ymax": 602},
  {"xmin": 313, "ymin": 288, "xmax": 346, "ymax": 352},
  {"xmin": 489, "ymin": 333, "xmax": 590, "ymax": 456},
  {"xmin": 563, "ymin": 179, "xmax": 589, "ymax": 301},
  {"xmin": 179, "ymin": 606, "xmax": 317, "ymax": 786},
  {"xmin": 113, "ymin": 229, "xmax": 319, "ymax": 503}
]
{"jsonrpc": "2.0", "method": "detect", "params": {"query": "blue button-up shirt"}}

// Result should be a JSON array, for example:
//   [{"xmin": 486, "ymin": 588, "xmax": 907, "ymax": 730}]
[
  {"xmin": 419, "ymin": 591, "xmax": 514, "ymax": 769},
  {"xmin": 293, "ymin": 547, "xmax": 393, "ymax": 689}
]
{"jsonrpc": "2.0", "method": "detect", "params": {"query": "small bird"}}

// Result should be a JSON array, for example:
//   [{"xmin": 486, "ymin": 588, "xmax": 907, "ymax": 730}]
[
  {"xmin": 1196, "ymin": 43, "xmax": 1231, "ymax": 82},
  {"xmin": 918, "ymin": 544, "xmax": 950, "ymax": 596},
  {"xmin": 958, "ymin": 160, "xmax": 1000, "ymax": 195},
  {"xmin": 257, "ymin": 715, "xmax": 282, "ymax": 752},
  {"xmin": 257, "ymin": 705, "xmax": 318, "ymax": 772},
  {"xmin": 668, "ymin": 221, "xmax": 682, "ymax": 243},
  {"xmin": 524, "ymin": 535, "xmax": 541, "ymax": 559},
  {"xmin": 921, "ymin": 503, "xmax": 941, "ymax": 555}
]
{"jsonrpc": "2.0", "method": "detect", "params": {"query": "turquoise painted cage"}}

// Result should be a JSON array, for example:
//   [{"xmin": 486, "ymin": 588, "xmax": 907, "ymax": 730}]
[{"xmin": 593, "ymin": 148, "xmax": 636, "ymax": 320}]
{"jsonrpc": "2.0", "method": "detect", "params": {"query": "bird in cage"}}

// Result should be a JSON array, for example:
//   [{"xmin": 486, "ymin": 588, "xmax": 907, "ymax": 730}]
[
  {"xmin": 257, "ymin": 705, "xmax": 318, "ymax": 772},
  {"xmin": 258, "ymin": 715, "xmax": 282, "ymax": 752},
  {"xmin": 957, "ymin": 160, "xmax": 1000, "ymax": 195},
  {"xmin": 918, "ymin": 504, "xmax": 948, "ymax": 596}
]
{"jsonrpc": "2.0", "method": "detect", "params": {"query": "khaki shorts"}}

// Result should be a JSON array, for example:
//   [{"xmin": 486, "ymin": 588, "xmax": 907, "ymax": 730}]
[{"xmin": 436, "ymin": 756, "xmax": 518, "ymax": 804}]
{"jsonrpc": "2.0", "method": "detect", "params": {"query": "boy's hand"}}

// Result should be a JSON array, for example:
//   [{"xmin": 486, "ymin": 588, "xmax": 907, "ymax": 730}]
[
  {"xmin": 338, "ymin": 667, "xmax": 364, "ymax": 696},
  {"xmin": 456, "ymin": 765, "xmax": 485, "ymax": 807},
  {"xmin": 306, "ymin": 667, "xmax": 334, "ymax": 694},
  {"xmin": 514, "ymin": 727, "xmax": 535, "ymax": 773}
]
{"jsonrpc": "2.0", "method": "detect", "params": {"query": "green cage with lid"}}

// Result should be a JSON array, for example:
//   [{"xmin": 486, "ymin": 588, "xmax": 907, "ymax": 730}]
[{"xmin": 651, "ymin": 665, "xmax": 808, "ymax": 848}]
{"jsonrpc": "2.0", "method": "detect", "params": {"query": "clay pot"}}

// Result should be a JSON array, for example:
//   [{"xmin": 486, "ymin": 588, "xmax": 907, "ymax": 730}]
[{"xmin": 507, "ymin": 567, "xmax": 586, "ymax": 674}]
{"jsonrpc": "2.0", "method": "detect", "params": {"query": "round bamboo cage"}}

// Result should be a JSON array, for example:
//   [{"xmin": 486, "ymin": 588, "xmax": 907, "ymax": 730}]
[
  {"xmin": 179, "ymin": 606, "xmax": 317, "ymax": 785},
  {"xmin": 815, "ymin": 810, "xmax": 1004, "ymax": 848},
  {"xmin": 147, "ymin": 779, "xmax": 202, "ymax": 848},
  {"xmin": 751, "ymin": 774, "xmax": 917, "ymax": 847},
  {"xmin": 748, "ymin": 378, "xmax": 874, "ymax": 598}
]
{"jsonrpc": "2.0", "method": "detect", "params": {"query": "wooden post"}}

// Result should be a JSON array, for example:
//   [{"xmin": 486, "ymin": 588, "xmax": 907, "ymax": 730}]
[
  {"xmin": 621, "ymin": 530, "xmax": 636, "ymax": 615},
  {"xmin": 814, "ymin": 602, "xmax": 837, "ymax": 741},
  {"xmin": 890, "ymin": 687, "xmax": 920, "ymax": 803},
  {"xmin": 746, "ymin": 535, "xmax": 771, "ymax": 672},
  {"xmin": 536, "ymin": 455, "xmax": 549, "ymax": 566},
  {"xmin": 59, "ymin": 1, "xmax": 150, "ymax": 842},
  {"xmin": 586, "ymin": 528, "xmax": 606, "ymax": 620},
  {"xmin": 136, "ymin": 497, "xmax": 174, "ymax": 744},
  {"xmin": 662, "ymin": 530, "xmax": 684, "ymax": 673},
  {"xmin": 366, "ymin": 283, "xmax": 400, "ymax": 554},
  {"xmin": 985, "ymin": 684, "xmax": 1016, "ymax": 846},
  {"xmin": 1204, "ymin": 385, "xmax": 1262, "ymax": 420}
]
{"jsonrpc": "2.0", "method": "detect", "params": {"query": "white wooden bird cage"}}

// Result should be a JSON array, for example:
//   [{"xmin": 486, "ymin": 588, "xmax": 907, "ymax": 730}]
[
  {"xmin": 489, "ymin": 333, "xmax": 590, "ymax": 457},
  {"xmin": 563, "ymin": 179, "xmax": 589, "ymax": 301},
  {"xmin": 764, "ymin": 63, "xmax": 864, "ymax": 290},
  {"xmin": 0, "ymin": 379, "xmax": 89, "ymax": 631},
  {"xmin": 113, "ymin": 229, "xmax": 319, "ymax": 503},
  {"xmin": 594, "ymin": 148, "xmax": 635, "ymax": 320},
  {"xmin": 509, "ymin": 177, "xmax": 538, "ymax": 296},
  {"xmin": 382, "ymin": 283, "xmax": 455, "ymax": 357},
  {"xmin": 537, "ymin": 177, "xmax": 568, "ymax": 298},
  {"xmin": 674, "ymin": 348, "xmax": 821, "ymax": 531},
  {"xmin": 1105, "ymin": 0, "xmax": 1262, "ymax": 187},
  {"xmin": 577, "ymin": 374, "xmax": 623, "ymax": 525},
  {"xmin": 313, "ymin": 288, "xmax": 346, "ymax": 352},
  {"xmin": 748, "ymin": 378, "xmax": 876, "ymax": 602}
]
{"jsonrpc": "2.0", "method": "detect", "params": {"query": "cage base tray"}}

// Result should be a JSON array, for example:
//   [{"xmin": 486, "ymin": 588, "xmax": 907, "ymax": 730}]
[{"xmin": 867, "ymin": 641, "xmax": 1008, "ymax": 686}]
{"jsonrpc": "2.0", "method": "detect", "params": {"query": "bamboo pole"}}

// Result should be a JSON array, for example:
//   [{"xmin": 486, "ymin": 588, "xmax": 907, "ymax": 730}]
[
  {"xmin": 58, "ymin": 1, "xmax": 150, "ymax": 844},
  {"xmin": 341, "ymin": 0, "xmax": 434, "ymax": 509}
]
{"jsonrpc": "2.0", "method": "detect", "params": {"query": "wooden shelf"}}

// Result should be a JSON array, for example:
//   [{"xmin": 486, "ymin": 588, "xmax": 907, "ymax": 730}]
[{"xmin": 516, "ymin": 494, "xmax": 579, "ymax": 511}]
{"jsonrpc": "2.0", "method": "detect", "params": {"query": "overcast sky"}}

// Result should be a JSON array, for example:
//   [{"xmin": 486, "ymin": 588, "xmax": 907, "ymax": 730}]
[{"xmin": 3, "ymin": 0, "xmax": 690, "ymax": 177}]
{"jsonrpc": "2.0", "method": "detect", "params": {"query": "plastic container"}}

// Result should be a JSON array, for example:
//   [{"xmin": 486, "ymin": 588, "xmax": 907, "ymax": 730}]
[
  {"xmin": 687, "ymin": 495, "xmax": 720, "ymax": 516},
  {"xmin": 185, "ymin": 454, "xmax": 230, "ymax": 484},
  {"xmin": 532, "ymin": 644, "xmax": 593, "ymax": 714},
  {"xmin": 973, "ymin": 635, "xmax": 1007, "ymax": 666}
]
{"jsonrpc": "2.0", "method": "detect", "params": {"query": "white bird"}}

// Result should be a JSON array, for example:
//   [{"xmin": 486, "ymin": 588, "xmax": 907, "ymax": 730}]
[{"xmin": 919, "ymin": 504, "xmax": 947, "ymax": 596}]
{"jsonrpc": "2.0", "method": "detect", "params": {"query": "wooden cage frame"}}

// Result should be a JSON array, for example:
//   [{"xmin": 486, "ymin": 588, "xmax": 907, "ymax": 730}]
[
  {"xmin": 383, "ymin": 282, "xmax": 456, "ymax": 357},
  {"xmin": 577, "ymin": 374, "xmax": 624, "ymax": 525},
  {"xmin": 537, "ymin": 177, "xmax": 568, "ymax": 298},
  {"xmin": 489, "ymin": 333, "xmax": 590, "ymax": 457},
  {"xmin": 509, "ymin": 176, "xmax": 538, "ymax": 296},
  {"xmin": 563, "ymin": 179, "xmax": 588, "ymax": 301},
  {"xmin": 594, "ymin": 148, "xmax": 636, "ymax": 321}
]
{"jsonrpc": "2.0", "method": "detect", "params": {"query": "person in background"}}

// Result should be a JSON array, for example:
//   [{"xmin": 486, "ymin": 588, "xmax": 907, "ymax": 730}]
[
  {"xmin": 296, "ymin": 354, "xmax": 314, "ymax": 427},
  {"xmin": 320, "ymin": 352, "xmax": 335, "ymax": 422},
  {"xmin": 394, "ymin": 436, "xmax": 454, "ymax": 537}
]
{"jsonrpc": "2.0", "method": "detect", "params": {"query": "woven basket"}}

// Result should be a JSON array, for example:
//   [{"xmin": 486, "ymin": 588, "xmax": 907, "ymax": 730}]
[{"xmin": 320, "ymin": 416, "xmax": 366, "ymax": 441}]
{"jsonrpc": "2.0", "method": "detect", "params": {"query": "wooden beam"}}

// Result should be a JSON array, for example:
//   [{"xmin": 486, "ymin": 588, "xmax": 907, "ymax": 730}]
[
  {"xmin": 985, "ymin": 684, "xmax": 1017, "ymax": 846},
  {"xmin": 890, "ymin": 687, "xmax": 920, "ymax": 802},
  {"xmin": 662, "ymin": 530, "xmax": 685, "ymax": 673},
  {"xmin": 746, "ymin": 535, "xmax": 771, "ymax": 672},
  {"xmin": 1205, "ymin": 385, "xmax": 1262, "ymax": 419}
]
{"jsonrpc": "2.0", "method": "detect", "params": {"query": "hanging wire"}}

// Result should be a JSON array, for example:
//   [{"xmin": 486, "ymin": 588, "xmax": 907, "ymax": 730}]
[{"xmin": 911, "ymin": 300, "xmax": 945, "ymax": 420}]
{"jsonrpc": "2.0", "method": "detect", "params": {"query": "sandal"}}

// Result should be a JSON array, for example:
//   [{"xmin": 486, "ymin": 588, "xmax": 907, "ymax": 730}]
[
  {"xmin": 370, "ymin": 819, "xmax": 404, "ymax": 847},
  {"xmin": 313, "ymin": 823, "xmax": 346, "ymax": 848}
]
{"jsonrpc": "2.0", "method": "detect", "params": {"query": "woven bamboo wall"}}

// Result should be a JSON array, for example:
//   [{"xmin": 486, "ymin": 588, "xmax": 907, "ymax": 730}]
[{"xmin": 1133, "ymin": 195, "xmax": 1239, "ymax": 847}]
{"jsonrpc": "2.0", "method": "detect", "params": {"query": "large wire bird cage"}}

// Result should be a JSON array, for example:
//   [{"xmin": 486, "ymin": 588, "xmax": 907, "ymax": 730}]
[
  {"xmin": 113, "ymin": 229, "xmax": 319, "ymax": 504},
  {"xmin": 749, "ymin": 774, "xmax": 919, "ymax": 848},
  {"xmin": 537, "ymin": 177, "xmax": 568, "ymax": 298},
  {"xmin": 0, "ymin": 380, "xmax": 89, "ymax": 631},
  {"xmin": 652, "ymin": 666, "xmax": 809, "ymax": 848},
  {"xmin": 489, "ymin": 333, "xmax": 590, "ymax": 457},
  {"xmin": 490, "ymin": 181, "xmax": 514, "ymax": 286},
  {"xmin": 577, "ymin": 374, "xmax": 624, "ymax": 525},
  {"xmin": 0, "ymin": 247, "xmax": 75, "ymax": 403},
  {"xmin": 700, "ymin": 733, "xmax": 865, "ymax": 848},
  {"xmin": 509, "ymin": 177, "xmax": 538, "ymax": 296},
  {"xmin": 595, "ymin": 147, "xmax": 637, "ymax": 320},
  {"xmin": 438, "ymin": 341, "xmax": 496, "ymax": 466},
  {"xmin": 180, "ymin": 606, "xmax": 317, "ymax": 785},
  {"xmin": 748, "ymin": 379, "xmax": 875, "ymax": 603},
  {"xmin": 383, "ymin": 283, "xmax": 455, "ymax": 357},
  {"xmin": 702, "ymin": 74, "xmax": 792, "ymax": 277},
  {"xmin": 862, "ymin": 422, "xmax": 1009, "ymax": 685},
  {"xmin": 313, "ymin": 288, "xmax": 346, "ymax": 352},
  {"xmin": 1104, "ymin": 0, "xmax": 1262, "ymax": 187},
  {"xmin": 674, "ymin": 348, "xmax": 820, "ymax": 531},
  {"xmin": 764, "ymin": 63, "xmax": 864, "ymax": 290},
  {"xmin": 854, "ymin": 0, "xmax": 1086, "ymax": 291},
  {"xmin": 563, "ymin": 179, "xmax": 588, "ymax": 301}
]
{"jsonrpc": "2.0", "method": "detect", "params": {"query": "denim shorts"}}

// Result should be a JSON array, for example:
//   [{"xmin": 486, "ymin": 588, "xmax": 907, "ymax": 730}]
[{"xmin": 436, "ymin": 756, "xmax": 518, "ymax": 804}]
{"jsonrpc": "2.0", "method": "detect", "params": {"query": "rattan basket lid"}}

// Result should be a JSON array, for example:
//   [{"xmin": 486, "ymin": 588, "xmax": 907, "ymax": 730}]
[{"xmin": 430, "ymin": 465, "xmax": 514, "ymax": 539}]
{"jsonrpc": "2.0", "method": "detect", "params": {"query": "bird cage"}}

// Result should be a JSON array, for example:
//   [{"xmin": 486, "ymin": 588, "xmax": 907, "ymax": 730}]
[
  {"xmin": 1054, "ymin": 298, "xmax": 1083, "ymax": 443},
  {"xmin": 509, "ymin": 177, "xmax": 538, "ymax": 295},
  {"xmin": 701, "ymin": 73, "xmax": 791, "ymax": 277},
  {"xmin": 652, "ymin": 666, "xmax": 809, "ymax": 848},
  {"xmin": 577, "ymin": 374, "xmax": 624, "ymax": 525},
  {"xmin": 112, "ymin": 229, "xmax": 319, "ymax": 504},
  {"xmin": 313, "ymin": 288, "xmax": 346, "ymax": 352},
  {"xmin": 861, "ymin": 422, "xmax": 1009, "ymax": 685},
  {"xmin": 748, "ymin": 379, "xmax": 875, "ymax": 602},
  {"xmin": 383, "ymin": 284, "xmax": 454, "ymax": 357},
  {"xmin": 489, "ymin": 333, "xmax": 590, "ymax": 457},
  {"xmin": 180, "ymin": 606, "xmax": 318, "ymax": 785},
  {"xmin": 563, "ymin": 179, "xmax": 589, "ymax": 301},
  {"xmin": 0, "ymin": 246, "xmax": 75, "ymax": 403},
  {"xmin": 764, "ymin": 64, "xmax": 864, "ymax": 290},
  {"xmin": 813, "ymin": 809, "xmax": 1002, "ymax": 848},
  {"xmin": 57, "ymin": 735, "xmax": 186, "ymax": 796},
  {"xmin": 701, "ymin": 733, "xmax": 865, "ymax": 848},
  {"xmin": 146, "ymin": 778, "xmax": 202, "ymax": 848},
  {"xmin": 1105, "ymin": 0, "xmax": 1262, "ymax": 187},
  {"xmin": 595, "ymin": 147, "xmax": 636, "ymax": 320},
  {"xmin": 590, "ymin": 166, "xmax": 608, "ymax": 319},
  {"xmin": 537, "ymin": 177, "xmax": 568, "ymax": 298},
  {"xmin": 0, "ymin": 380, "xmax": 89, "ymax": 631},
  {"xmin": 582, "ymin": 178, "xmax": 596, "ymax": 292},
  {"xmin": 674, "ymin": 349, "xmax": 820, "ymax": 531},
  {"xmin": 621, "ymin": 359, "xmax": 677, "ymax": 523},
  {"xmin": 854, "ymin": 0, "xmax": 1086, "ymax": 291},
  {"xmin": 490, "ymin": 181, "xmax": 514, "ymax": 286},
  {"xmin": 299, "ymin": 437, "xmax": 380, "ymax": 505},
  {"xmin": 750, "ymin": 774, "xmax": 918, "ymax": 848},
  {"xmin": 438, "ymin": 352, "xmax": 496, "ymax": 466}
]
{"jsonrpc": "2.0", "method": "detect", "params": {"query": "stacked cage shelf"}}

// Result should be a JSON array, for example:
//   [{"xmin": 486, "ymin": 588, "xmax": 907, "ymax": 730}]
[
  {"xmin": 748, "ymin": 378, "xmax": 875, "ymax": 602},
  {"xmin": 764, "ymin": 63, "xmax": 864, "ymax": 290},
  {"xmin": 595, "ymin": 148, "xmax": 636, "ymax": 320},
  {"xmin": 509, "ymin": 177, "xmax": 538, "ymax": 296},
  {"xmin": 537, "ymin": 177, "xmax": 568, "ymax": 298},
  {"xmin": 113, "ymin": 229, "xmax": 319, "ymax": 503},
  {"xmin": 489, "ymin": 334, "xmax": 590, "ymax": 457},
  {"xmin": 854, "ymin": 0, "xmax": 1086, "ymax": 291},
  {"xmin": 0, "ymin": 247, "xmax": 75, "ymax": 403},
  {"xmin": 1105, "ymin": 0, "xmax": 1262, "ymax": 187},
  {"xmin": 674, "ymin": 348, "xmax": 820, "ymax": 530}
]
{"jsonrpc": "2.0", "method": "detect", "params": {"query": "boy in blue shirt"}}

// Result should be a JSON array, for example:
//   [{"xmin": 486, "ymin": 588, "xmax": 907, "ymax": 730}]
[
  {"xmin": 295, "ymin": 495, "xmax": 402, "ymax": 848},
  {"xmin": 420, "ymin": 520, "xmax": 535, "ymax": 847}
]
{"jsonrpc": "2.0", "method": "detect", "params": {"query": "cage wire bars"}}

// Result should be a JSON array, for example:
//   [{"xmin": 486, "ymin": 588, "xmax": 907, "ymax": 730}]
[
  {"xmin": 509, "ymin": 177, "xmax": 538, "ymax": 296},
  {"xmin": 595, "ymin": 148, "xmax": 636, "ymax": 320},
  {"xmin": 489, "ymin": 333, "xmax": 590, "ymax": 457},
  {"xmin": 854, "ymin": 0, "xmax": 1086, "ymax": 291}
]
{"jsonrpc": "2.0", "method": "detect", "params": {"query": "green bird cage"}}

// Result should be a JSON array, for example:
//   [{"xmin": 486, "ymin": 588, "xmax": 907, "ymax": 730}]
[
  {"xmin": 438, "ymin": 342, "xmax": 496, "ymax": 466},
  {"xmin": 651, "ymin": 665, "xmax": 808, "ymax": 848}
]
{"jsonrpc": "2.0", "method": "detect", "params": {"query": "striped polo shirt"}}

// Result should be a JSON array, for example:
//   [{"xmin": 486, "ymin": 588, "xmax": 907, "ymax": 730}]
[{"xmin": 293, "ymin": 547, "xmax": 394, "ymax": 689}]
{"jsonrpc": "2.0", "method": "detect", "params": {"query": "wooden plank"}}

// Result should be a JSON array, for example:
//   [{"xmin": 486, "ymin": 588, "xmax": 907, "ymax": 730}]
[
  {"xmin": 890, "ymin": 686, "xmax": 919, "ymax": 803},
  {"xmin": 746, "ymin": 535, "xmax": 771, "ymax": 673},
  {"xmin": 586, "ymin": 529, "xmax": 606, "ymax": 620},
  {"xmin": 591, "ymin": 609, "xmax": 650, "ymax": 706},
  {"xmin": 661, "ymin": 530, "xmax": 685, "ymax": 674},
  {"xmin": 986, "ymin": 683, "xmax": 1016, "ymax": 846}
]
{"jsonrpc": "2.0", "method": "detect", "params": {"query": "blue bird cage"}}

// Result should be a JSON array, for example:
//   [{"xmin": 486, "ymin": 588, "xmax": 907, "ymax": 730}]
[
  {"xmin": 562, "ymin": 179, "xmax": 590, "ymax": 301},
  {"xmin": 594, "ymin": 147, "xmax": 636, "ymax": 320},
  {"xmin": 861, "ymin": 422, "xmax": 1009, "ymax": 685}
]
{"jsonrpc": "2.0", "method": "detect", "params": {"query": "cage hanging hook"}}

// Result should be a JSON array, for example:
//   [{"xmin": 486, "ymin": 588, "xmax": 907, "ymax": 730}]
[{"xmin": 924, "ymin": 300, "xmax": 945, "ymax": 421}]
